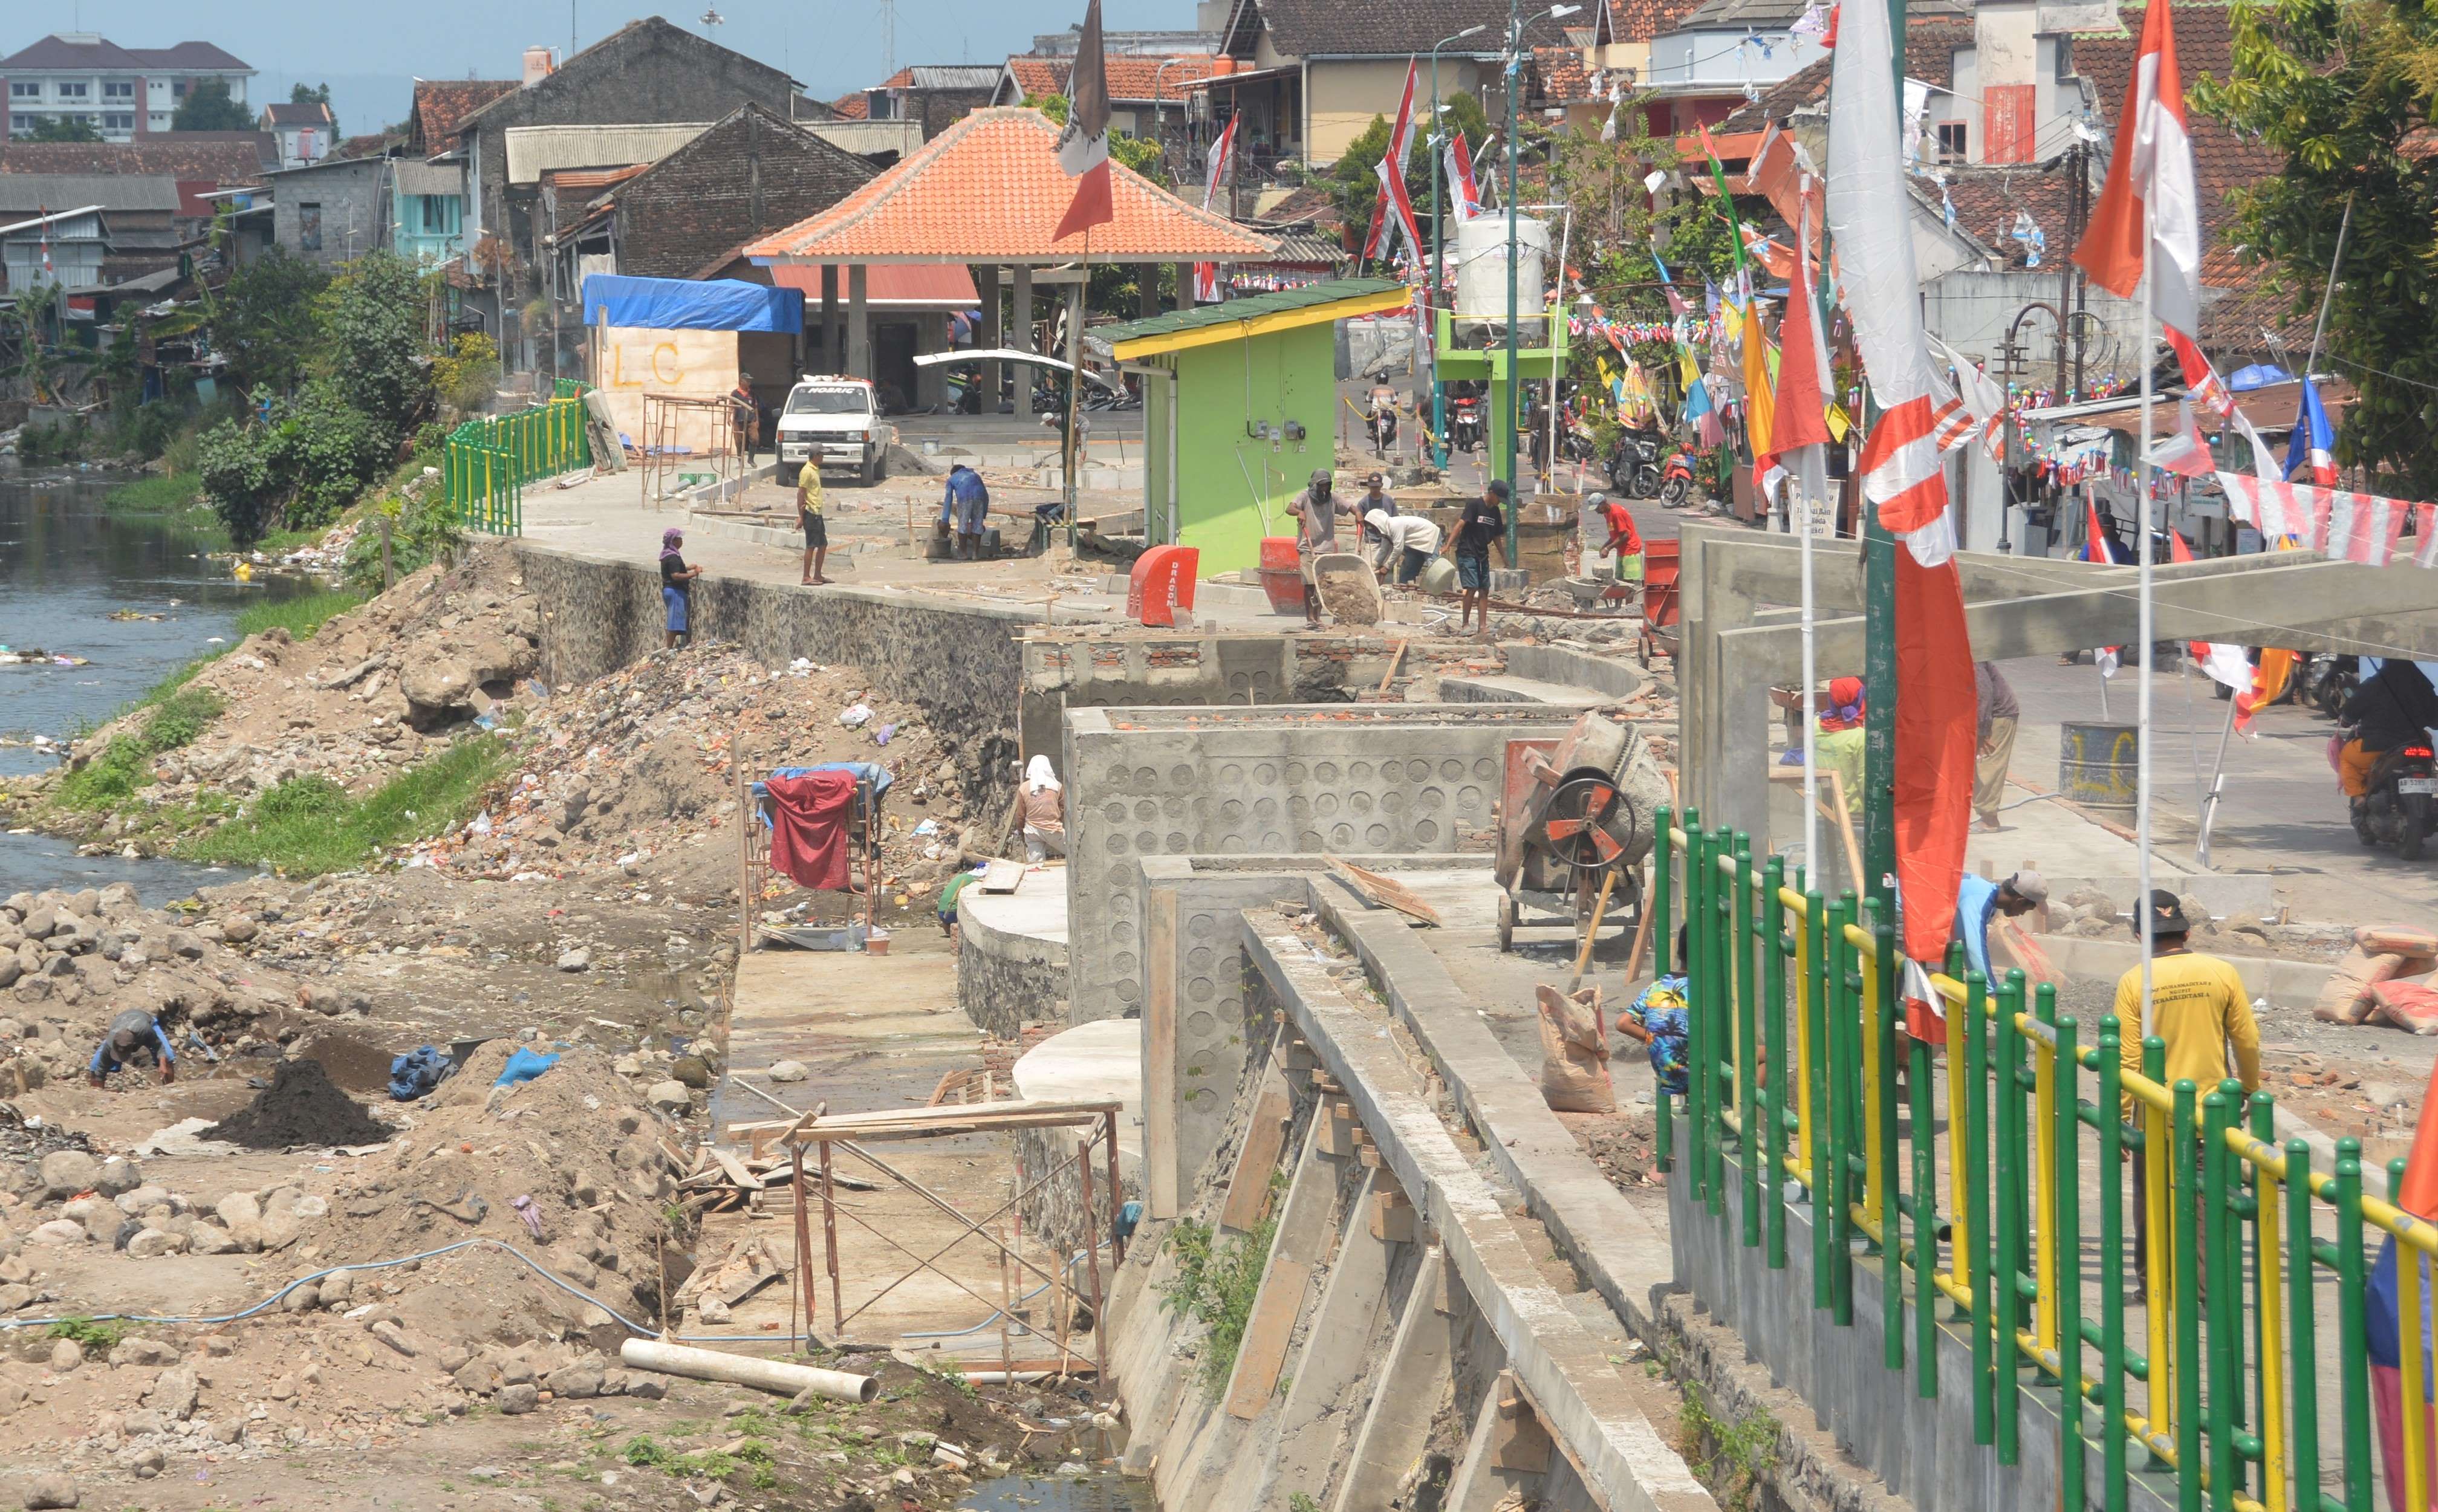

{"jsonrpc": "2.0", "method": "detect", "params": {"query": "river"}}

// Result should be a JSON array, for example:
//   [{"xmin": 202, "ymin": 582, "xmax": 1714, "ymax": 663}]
[{"xmin": 0, "ymin": 463, "xmax": 308, "ymax": 901}]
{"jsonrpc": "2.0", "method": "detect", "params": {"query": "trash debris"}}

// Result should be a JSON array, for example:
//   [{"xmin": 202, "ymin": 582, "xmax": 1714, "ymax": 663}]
[
  {"xmin": 837, "ymin": 703, "xmax": 874, "ymax": 728},
  {"xmin": 494, "ymin": 1046, "xmax": 561, "ymax": 1087},
  {"xmin": 388, "ymin": 1044, "xmax": 456, "ymax": 1100}
]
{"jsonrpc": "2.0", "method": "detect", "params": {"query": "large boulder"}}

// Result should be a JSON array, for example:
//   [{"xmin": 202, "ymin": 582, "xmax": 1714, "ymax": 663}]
[{"xmin": 36, "ymin": 1152, "xmax": 97, "ymax": 1202}]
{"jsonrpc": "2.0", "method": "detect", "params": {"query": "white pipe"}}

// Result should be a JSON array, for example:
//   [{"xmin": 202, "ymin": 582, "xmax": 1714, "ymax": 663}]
[
  {"xmin": 620, "ymin": 1338, "xmax": 878, "ymax": 1402},
  {"xmin": 2136, "ymin": 196, "xmax": 2156, "ymax": 1037}
]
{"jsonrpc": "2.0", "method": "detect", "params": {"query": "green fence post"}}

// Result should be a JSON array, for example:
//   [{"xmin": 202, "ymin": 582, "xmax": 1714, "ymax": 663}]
[
  {"xmin": 2096, "ymin": 1016, "xmax": 2128, "ymax": 1510},
  {"xmin": 2284, "ymin": 1138, "xmax": 2319, "ymax": 1505},
  {"xmin": 2056, "ymin": 1008, "xmax": 2086, "ymax": 1508},
  {"xmin": 1711, "ymin": 825, "xmax": 1735, "ymax": 1216},
  {"xmin": 2173, "ymin": 1079, "xmax": 2202, "ymax": 1512},
  {"xmin": 1651, "ymin": 810, "xmax": 1675, "ymax": 1175},
  {"xmin": 1869, "ymin": 897, "xmax": 1902, "ymax": 1375},
  {"xmin": 2334, "ymin": 1138, "xmax": 2371, "ymax": 1512},
  {"xmin": 1685, "ymin": 819, "xmax": 1709, "ymax": 1207},
  {"xmin": 2249, "ymin": 1092, "xmax": 2277, "ymax": 1493},
  {"xmin": 1734, "ymin": 832, "xmax": 1761, "ymax": 1250},
  {"xmin": 1760, "ymin": 853, "xmax": 1787, "ymax": 1270},
  {"xmin": 1965, "ymin": 967, "xmax": 1994, "ymax": 1446},
  {"xmin": 1826, "ymin": 891, "xmax": 1856, "ymax": 1326},
  {"xmin": 2202, "ymin": 1086, "xmax": 2236, "ymax": 1512},
  {"xmin": 1907, "ymin": 930, "xmax": 1937, "ymax": 1397},
  {"xmin": 1806, "ymin": 884, "xmax": 1830, "ymax": 1305},
  {"xmin": 1994, "ymin": 970, "xmax": 2027, "ymax": 1465}
]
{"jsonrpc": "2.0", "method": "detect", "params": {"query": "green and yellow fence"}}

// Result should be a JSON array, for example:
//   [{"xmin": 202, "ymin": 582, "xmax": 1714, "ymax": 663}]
[
  {"xmin": 443, "ymin": 378, "xmax": 593, "ymax": 536},
  {"xmin": 1650, "ymin": 807, "xmax": 2433, "ymax": 1512}
]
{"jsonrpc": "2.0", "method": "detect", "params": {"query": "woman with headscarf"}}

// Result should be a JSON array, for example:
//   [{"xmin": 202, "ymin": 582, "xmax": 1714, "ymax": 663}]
[
  {"xmin": 1816, "ymin": 676, "xmax": 1868, "ymax": 817},
  {"xmin": 1017, "ymin": 755, "xmax": 1065, "ymax": 862},
  {"xmin": 660, "ymin": 528, "xmax": 703, "ymax": 648}
]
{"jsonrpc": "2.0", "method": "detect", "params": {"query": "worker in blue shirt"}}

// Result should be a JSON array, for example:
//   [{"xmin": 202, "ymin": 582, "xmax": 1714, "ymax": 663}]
[
  {"xmin": 1954, "ymin": 870, "xmax": 2047, "ymax": 984},
  {"xmin": 942, "ymin": 464, "xmax": 990, "ymax": 559},
  {"xmin": 89, "ymin": 1008, "xmax": 176, "ymax": 1088}
]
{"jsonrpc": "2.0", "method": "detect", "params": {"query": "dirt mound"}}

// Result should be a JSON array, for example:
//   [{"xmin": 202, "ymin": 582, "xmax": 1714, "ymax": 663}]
[{"xmin": 204, "ymin": 1057, "xmax": 392, "ymax": 1148}]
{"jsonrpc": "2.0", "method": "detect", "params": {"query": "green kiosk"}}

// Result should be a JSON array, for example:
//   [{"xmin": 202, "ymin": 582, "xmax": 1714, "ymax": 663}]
[
  {"xmin": 1105, "ymin": 277, "xmax": 1416, "ymax": 577},
  {"xmin": 1431, "ymin": 300, "xmax": 1570, "ymax": 494}
]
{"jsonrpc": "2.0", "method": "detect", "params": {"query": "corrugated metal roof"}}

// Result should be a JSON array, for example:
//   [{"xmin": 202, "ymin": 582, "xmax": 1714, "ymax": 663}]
[
  {"xmin": 392, "ymin": 160, "xmax": 463, "ymax": 197},
  {"xmin": 0, "ymin": 174, "xmax": 180, "ymax": 213},
  {"xmin": 1102, "ymin": 276, "xmax": 1403, "ymax": 343},
  {"xmin": 905, "ymin": 65, "xmax": 1002, "ymax": 89},
  {"xmin": 502, "ymin": 123, "xmax": 710, "ymax": 184}
]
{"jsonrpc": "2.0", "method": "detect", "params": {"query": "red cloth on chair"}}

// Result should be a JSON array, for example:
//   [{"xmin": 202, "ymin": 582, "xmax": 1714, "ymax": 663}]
[{"xmin": 764, "ymin": 771, "xmax": 857, "ymax": 892}]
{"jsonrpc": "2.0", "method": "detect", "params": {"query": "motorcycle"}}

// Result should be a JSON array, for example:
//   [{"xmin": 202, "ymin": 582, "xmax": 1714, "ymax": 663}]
[
  {"xmin": 2351, "ymin": 733, "xmax": 2438, "ymax": 861},
  {"xmin": 1657, "ymin": 447, "xmax": 1699, "ymax": 508},
  {"xmin": 1449, "ymin": 395, "xmax": 1485, "ymax": 454},
  {"xmin": 1607, "ymin": 429, "xmax": 1663, "ymax": 498},
  {"xmin": 2303, "ymin": 653, "xmax": 2359, "ymax": 718}
]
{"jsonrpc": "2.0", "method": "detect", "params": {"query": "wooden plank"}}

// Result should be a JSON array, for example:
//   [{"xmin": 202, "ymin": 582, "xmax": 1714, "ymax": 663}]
[
  {"xmin": 1218, "ymin": 1062, "xmax": 1294, "ymax": 1233},
  {"xmin": 978, "ymin": 858, "xmax": 1027, "ymax": 894},
  {"xmin": 1223, "ymin": 1257, "xmax": 1315, "ymax": 1419},
  {"xmin": 709, "ymin": 1147, "xmax": 762, "ymax": 1192},
  {"xmin": 733, "ymin": 1096, "xmax": 1122, "ymax": 1141},
  {"xmin": 1145, "ymin": 887, "xmax": 1182, "ymax": 1219},
  {"xmin": 1325, "ymin": 857, "xmax": 1443, "ymax": 927},
  {"xmin": 1370, "ymin": 1189, "xmax": 1417, "ymax": 1244},
  {"xmin": 1315, "ymin": 1098, "xmax": 1354, "ymax": 1157},
  {"xmin": 1489, "ymin": 1371, "xmax": 1553, "ymax": 1472}
]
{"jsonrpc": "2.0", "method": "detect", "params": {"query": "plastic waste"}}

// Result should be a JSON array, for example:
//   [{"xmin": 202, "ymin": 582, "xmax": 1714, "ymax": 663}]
[
  {"xmin": 495, "ymin": 1046, "xmax": 561, "ymax": 1087},
  {"xmin": 838, "ymin": 703, "xmax": 873, "ymax": 728}
]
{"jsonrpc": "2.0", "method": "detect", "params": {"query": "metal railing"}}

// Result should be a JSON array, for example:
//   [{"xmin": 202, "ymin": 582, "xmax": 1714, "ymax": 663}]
[
  {"xmin": 443, "ymin": 378, "xmax": 593, "ymax": 536},
  {"xmin": 1650, "ymin": 806, "xmax": 2428, "ymax": 1512}
]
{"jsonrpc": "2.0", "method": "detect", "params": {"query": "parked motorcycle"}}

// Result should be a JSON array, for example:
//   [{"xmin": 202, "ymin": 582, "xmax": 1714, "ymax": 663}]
[
  {"xmin": 2351, "ymin": 733, "xmax": 2438, "ymax": 861},
  {"xmin": 2303, "ymin": 653, "xmax": 2360, "ymax": 718},
  {"xmin": 1657, "ymin": 447, "xmax": 1699, "ymax": 507},
  {"xmin": 1449, "ymin": 396, "xmax": 1485, "ymax": 454},
  {"xmin": 1607, "ymin": 429, "xmax": 1663, "ymax": 498}
]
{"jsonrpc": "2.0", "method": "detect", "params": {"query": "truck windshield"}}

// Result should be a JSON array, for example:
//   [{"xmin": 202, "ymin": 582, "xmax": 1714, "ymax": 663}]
[{"xmin": 785, "ymin": 389, "xmax": 870, "ymax": 415}]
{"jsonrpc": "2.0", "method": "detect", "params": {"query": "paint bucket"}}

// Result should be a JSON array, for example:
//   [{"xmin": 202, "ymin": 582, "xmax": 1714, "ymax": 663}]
[
  {"xmin": 864, "ymin": 927, "xmax": 891, "ymax": 956},
  {"xmin": 2058, "ymin": 720, "xmax": 2140, "ymax": 820},
  {"xmin": 1258, "ymin": 536, "xmax": 1304, "ymax": 616}
]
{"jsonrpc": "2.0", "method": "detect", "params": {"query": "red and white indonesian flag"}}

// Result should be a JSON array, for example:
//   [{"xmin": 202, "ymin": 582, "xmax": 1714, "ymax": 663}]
[
  {"xmin": 1192, "ymin": 115, "xmax": 1239, "ymax": 302},
  {"xmin": 1825, "ymin": 0, "xmax": 1965, "ymax": 568},
  {"xmin": 1364, "ymin": 59, "xmax": 1425, "ymax": 270},
  {"xmin": 2165, "ymin": 528, "xmax": 2255, "ymax": 693},
  {"xmin": 1447, "ymin": 130, "xmax": 1483, "ymax": 224},
  {"xmin": 2072, "ymin": 0, "xmax": 2200, "ymax": 337},
  {"xmin": 1052, "ymin": 0, "xmax": 1115, "ymax": 240},
  {"xmin": 2148, "ymin": 397, "xmax": 2217, "ymax": 479},
  {"xmin": 1764, "ymin": 177, "xmax": 1835, "ymax": 519}
]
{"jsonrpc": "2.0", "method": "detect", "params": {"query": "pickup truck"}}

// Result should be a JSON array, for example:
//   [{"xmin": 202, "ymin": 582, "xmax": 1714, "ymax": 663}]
[{"xmin": 774, "ymin": 375, "xmax": 892, "ymax": 486}]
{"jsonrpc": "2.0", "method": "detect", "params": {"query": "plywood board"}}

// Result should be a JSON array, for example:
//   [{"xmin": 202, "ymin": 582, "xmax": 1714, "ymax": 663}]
[
  {"xmin": 1218, "ymin": 1063, "xmax": 1293, "ymax": 1233},
  {"xmin": 1224, "ymin": 1257, "xmax": 1314, "ymax": 1418},
  {"xmin": 1144, "ymin": 889, "xmax": 1181, "ymax": 1218},
  {"xmin": 1326, "ymin": 858, "xmax": 1442, "ymax": 927},
  {"xmin": 591, "ymin": 325, "xmax": 739, "ymax": 455}
]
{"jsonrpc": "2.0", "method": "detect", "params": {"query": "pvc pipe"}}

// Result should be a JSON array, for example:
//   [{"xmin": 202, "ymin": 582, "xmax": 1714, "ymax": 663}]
[{"xmin": 620, "ymin": 1338, "xmax": 878, "ymax": 1403}]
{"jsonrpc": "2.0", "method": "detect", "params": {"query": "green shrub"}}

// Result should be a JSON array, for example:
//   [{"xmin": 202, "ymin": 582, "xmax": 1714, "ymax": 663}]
[
  {"xmin": 54, "ymin": 687, "xmax": 223, "ymax": 812},
  {"xmin": 326, "ymin": 251, "xmax": 432, "ymax": 450},
  {"xmin": 269, "ymin": 380, "xmax": 389, "ymax": 529},
  {"xmin": 198, "ymin": 420, "xmax": 279, "ymax": 548},
  {"xmin": 1159, "ymin": 1207, "xmax": 1282, "ymax": 1395},
  {"xmin": 47, "ymin": 1318, "xmax": 132, "ymax": 1357},
  {"xmin": 344, "ymin": 492, "xmax": 459, "ymax": 592},
  {"xmin": 178, "ymin": 735, "xmax": 508, "ymax": 875}
]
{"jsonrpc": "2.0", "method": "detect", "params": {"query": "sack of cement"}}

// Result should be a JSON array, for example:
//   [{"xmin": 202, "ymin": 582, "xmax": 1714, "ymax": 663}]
[{"xmin": 1535, "ymin": 984, "xmax": 1613, "ymax": 1114}]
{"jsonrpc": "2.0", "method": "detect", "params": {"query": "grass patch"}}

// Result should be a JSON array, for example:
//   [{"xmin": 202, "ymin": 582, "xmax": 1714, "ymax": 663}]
[
  {"xmin": 105, "ymin": 472, "xmax": 203, "ymax": 513},
  {"xmin": 233, "ymin": 587, "xmax": 365, "ymax": 643},
  {"xmin": 54, "ymin": 687, "xmax": 224, "ymax": 813},
  {"xmin": 1676, "ymin": 1384, "xmax": 1779, "ymax": 1512},
  {"xmin": 1159, "ymin": 1197, "xmax": 1282, "ymax": 1396},
  {"xmin": 48, "ymin": 1317, "xmax": 134, "ymax": 1357},
  {"xmin": 619, "ymin": 1435, "xmax": 775, "ymax": 1489},
  {"xmin": 176, "ymin": 735, "xmax": 509, "ymax": 877}
]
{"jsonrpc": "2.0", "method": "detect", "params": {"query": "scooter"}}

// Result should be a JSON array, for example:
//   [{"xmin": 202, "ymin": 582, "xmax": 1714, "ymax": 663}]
[
  {"xmin": 2352, "ymin": 733, "xmax": 2438, "ymax": 861},
  {"xmin": 1449, "ymin": 396, "xmax": 1484, "ymax": 454},
  {"xmin": 1657, "ymin": 447, "xmax": 1699, "ymax": 507},
  {"xmin": 1607, "ymin": 430, "xmax": 1663, "ymax": 498},
  {"xmin": 2303, "ymin": 653, "xmax": 2359, "ymax": 718}
]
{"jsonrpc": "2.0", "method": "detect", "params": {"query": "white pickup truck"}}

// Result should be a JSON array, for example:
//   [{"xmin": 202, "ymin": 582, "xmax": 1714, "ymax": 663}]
[{"xmin": 774, "ymin": 375, "xmax": 892, "ymax": 487}]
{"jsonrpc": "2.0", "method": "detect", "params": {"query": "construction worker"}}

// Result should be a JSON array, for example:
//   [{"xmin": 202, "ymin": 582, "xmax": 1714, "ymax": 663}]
[{"xmin": 90, "ymin": 1009, "xmax": 176, "ymax": 1088}]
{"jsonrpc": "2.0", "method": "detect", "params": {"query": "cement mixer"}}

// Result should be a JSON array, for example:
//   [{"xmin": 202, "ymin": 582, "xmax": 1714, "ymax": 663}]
[{"xmin": 1494, "ymin": 712, "xmax": 1669, "ymax": 953}]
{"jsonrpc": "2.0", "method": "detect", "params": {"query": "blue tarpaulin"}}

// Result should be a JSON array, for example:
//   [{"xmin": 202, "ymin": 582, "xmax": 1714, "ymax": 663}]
[{"xmin": 581, "ymin": 274, "xmax": 802, "ymax": 334}]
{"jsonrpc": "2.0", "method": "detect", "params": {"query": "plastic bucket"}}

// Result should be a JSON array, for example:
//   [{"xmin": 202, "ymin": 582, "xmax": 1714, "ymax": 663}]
[{"xmin": 1258, "ymin": 536, "xmax": 1305, "ymax": 615}]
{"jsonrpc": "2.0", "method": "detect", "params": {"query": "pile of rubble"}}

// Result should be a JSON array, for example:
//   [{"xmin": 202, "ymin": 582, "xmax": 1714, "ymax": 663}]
[
  {"xmin": 0, "ymin": 884, "xmax": 304, "ymax": 1096},
  {"xmin": 70, "ymin": 546, "xmax": 541, "ymax": 807}
]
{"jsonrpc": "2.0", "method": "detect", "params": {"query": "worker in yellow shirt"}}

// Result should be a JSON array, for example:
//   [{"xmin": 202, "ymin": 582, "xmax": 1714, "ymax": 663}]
[{"xmin": 2118, "ymin": 888, "xmax": 2259, "ymax": 1288}]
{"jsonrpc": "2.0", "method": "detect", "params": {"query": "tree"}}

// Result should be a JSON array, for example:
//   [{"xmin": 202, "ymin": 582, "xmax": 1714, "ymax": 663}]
[
  {"xmin": 25, "ymin": 117, "xmax": 103, "ymax": 143},
  {"xmin": 199, "ymin": 420, "xmax": 280, "ymax": 547},
  {"xmin": 1327, "ymin": 91, "xmax": 1494, "ymax": 253},
  {"xmin": 290, "ymin": 82, "xmax": 332, "ymax": 108},
  {"xmin": 2191, "ymin": 0, "xmax": 2438, "ymax": 490},
  {"xmin": 172, "ymin": 77, "xmax": 254, "ymax": 131},
  {"xmin": 322, "ymin": 250, "xmax": 432, "ymax": 450},
  {"xmin": 212, "ymin": 250, "xmax": 333, "ymax": 396},
  {"xmin": 1019, "ymin": 93, "xmax": 1168, "ymax": 184}
]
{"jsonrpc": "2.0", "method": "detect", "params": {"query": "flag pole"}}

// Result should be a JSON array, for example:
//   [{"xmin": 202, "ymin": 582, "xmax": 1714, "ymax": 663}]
[
  {"xmin": 1861, "ymin": 0, "xmax": 1905, "ymax": 930},
  {"xmin": 2136, "ymin": 195, "xmax": 2156, "ymax": 1036}
]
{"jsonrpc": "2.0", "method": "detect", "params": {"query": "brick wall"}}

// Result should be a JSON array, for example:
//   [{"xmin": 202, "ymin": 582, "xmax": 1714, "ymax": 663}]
[{"xmin": 613, "ymin": 106, "xmax": 874, "ymax": 279}]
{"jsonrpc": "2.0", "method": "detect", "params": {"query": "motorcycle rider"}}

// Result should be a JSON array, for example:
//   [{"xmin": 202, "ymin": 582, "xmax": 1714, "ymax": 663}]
[
  {"xmin": 1613, "ymin": 407, "xmax": 1665, "ymax": 494},
  {"xmin": 1367, "ymin": 370, "xmax": 1400, "ymax": 452},
  {"xmin": 2338, "ymin": 660, "xmax": 2438, "ymax": 813}
]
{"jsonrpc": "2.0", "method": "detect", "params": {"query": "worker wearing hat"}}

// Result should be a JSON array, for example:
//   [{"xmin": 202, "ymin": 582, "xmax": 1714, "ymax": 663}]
[
  {"xmin": 1285, "ymin": 469, "xmax": 1356, "ymax": 630},
  {"xmin": 1954, "ymin": 869, "xmax": 2047, "ymax": 984},
  {"xmin": 89, "ymin": 1008, "xmax": 176, "ymax": 1089},
  {"xmin": 2119, "ymin": 888, "xmax": 2258, "ymax": 1282}
]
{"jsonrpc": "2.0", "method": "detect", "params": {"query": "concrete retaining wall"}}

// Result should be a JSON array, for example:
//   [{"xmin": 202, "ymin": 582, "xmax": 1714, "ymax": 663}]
[
  {"xmin": 954, "ymin": 886, "xmax": 1070, "ymax": 1036},
  {"xmin": 1060, "ymin": 704, "xmax": 1581, "ymax": 1025}
]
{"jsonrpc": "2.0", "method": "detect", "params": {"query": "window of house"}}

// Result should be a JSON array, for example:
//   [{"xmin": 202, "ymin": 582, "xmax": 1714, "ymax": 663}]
[
  {"xmin": 2054, "ymin": 37, "xmax": 2073, "ymax": 78},
  {"xmin": 1937, "ymin": 122, "xmax": 1968, "ymax": 163},
  {"xmin": 104, "ymin": 114, "xmax": 133, "ymax": 131},
  {"xmin": 8, "ymin": 115, "xmax": 32, "ymax": 132},
  {"xmin": 103, "ymin": 80, "xmax": 134, "ymax": 99},
  {"xmin": 56, "ymin": 81, "xmax": 87, "ymax": 99},
  {"xmin": 8, "ymin": 82, "xmax": 37, "ymax": 98},
  {"xmin": 421, "ymin": 195, "xmax": 454, "ymax": 233},
  {"xmin": 299, "ymin": 202, "xmax": 323, "ymax": 252},
  {"xmin": 172, "ymin": 80, "xmax": 189, "ymax": 97}
]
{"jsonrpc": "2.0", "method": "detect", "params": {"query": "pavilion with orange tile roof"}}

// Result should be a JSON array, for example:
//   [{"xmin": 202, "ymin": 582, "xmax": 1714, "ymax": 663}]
[{"xmin": 744, "ymin": 106, "xmax": 1274, "ymax": 415}]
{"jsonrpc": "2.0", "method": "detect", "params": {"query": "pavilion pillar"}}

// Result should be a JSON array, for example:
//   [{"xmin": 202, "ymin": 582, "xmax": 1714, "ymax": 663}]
[
  {"xmin": 820, "ymin": 265, "xmax": 841, "ymax": 372},
  {"xmin": 1175, "ymin": 261, "xmax": 1197, "ymax": 310},
  {"xmin": 1139, "ymin": 263, "xmax": 1160, "ymax": 319},
  {"xmin": 846, "ymin": 265, "xmax": 871, "ymax": 381},
  {"xmin": 974, "ymin": 263, "xmax": 1002, "ymax": 414},
  {"xmin": 1012, "ymin": 262, "xmax": 1038, "ymax": 415},
  {"xmin": 914, "ymin": 308, "xmax": 946, "ymax": 410}
]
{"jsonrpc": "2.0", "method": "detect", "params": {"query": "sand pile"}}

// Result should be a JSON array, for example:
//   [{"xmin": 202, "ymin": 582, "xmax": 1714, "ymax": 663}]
[{"xmin": 203, "ymin": 1057, "xmax": 392, "ymax": 1149}]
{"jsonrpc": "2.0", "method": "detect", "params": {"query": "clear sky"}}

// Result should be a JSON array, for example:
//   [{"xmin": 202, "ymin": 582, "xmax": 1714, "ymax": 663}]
[{"xmin": 24, "ymin": 0, "xmax": 1202, "ymax": 138}]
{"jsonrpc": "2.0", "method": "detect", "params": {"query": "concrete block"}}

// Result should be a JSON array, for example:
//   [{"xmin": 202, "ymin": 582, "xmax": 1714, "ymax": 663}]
[{"xmin": 1328, "ymin": 1250, "xmax": 1458, "ymax": 1512}]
